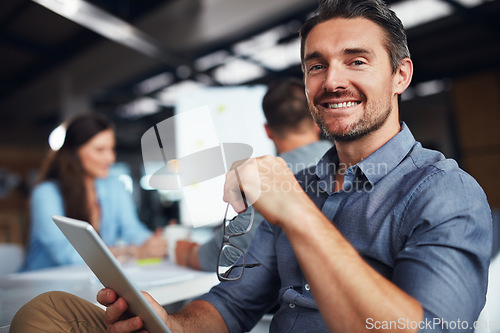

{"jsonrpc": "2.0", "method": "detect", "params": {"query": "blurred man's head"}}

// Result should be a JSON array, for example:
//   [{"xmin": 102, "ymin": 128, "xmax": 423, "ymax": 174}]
[{"xmin": 262, "ymin": 77, "xmax": 321, "ymax": 154}]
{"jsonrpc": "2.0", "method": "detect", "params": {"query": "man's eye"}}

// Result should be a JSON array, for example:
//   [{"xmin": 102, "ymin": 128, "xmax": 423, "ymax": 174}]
[
  {"xmin": 309, "ymin": 64, "xmax": 324, "ymax": 71},
  {"xmin": 352, "ymin": 60, "xmax": 365, "ymax": 66}
]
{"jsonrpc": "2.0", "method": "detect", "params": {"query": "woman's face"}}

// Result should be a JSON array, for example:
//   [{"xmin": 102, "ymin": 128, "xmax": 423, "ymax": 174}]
[{"xmin": 78, "ymin": 129, "xmax": 116, "ymax": 179}]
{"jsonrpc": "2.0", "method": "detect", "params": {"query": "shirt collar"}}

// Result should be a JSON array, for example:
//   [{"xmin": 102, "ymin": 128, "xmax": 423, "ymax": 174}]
[
  {"xmin": 315, "ymin": 122, "xmax": 416, "ymax": 188},
  {"xmin": 357, "ymin": 122, "xmax": 415, "ymax": 185}
]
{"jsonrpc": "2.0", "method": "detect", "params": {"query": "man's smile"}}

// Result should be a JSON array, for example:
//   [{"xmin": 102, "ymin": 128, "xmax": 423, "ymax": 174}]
[{"xmin": 322, "ymin": 101, "xmax": 362, "ymax": 110}]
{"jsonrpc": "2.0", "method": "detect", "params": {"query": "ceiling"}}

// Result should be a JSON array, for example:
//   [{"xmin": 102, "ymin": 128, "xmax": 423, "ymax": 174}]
[{"xmin": 1, "ymin": 0, "xmax": 500, "ymax": 150}]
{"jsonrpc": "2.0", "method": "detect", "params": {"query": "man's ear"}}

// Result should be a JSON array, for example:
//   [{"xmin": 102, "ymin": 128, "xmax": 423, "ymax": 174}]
[
  {"xmin": 314, "ymin": 122, "xmax": 321, "ymax": 134},
  {"xmin": 264, "ymin": 124, "xmax": 274, "ymax": 140},
  {"xmin": 393, "ymin": 58, "xmax": 413, "ymax": 95}
]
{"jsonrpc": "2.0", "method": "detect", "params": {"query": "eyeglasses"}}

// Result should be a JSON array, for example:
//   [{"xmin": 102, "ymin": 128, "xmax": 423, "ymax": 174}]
[{"xmin": 217, "ymin": 203, "xmax": 261, "ymax": 281}]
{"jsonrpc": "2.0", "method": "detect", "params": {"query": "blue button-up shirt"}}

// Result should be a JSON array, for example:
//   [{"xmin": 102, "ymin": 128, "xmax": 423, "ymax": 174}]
[{"xmin": 199, "ymin": 123, "xmax": 492, "ymax": 332}]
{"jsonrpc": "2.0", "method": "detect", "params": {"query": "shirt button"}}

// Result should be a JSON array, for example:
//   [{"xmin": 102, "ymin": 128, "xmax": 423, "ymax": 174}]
[
  {"xmin": 289, "ymin": 303, "xmax": 295, "ymax": 309},
  {"xmin": 305, "ymin": 284, "xmax": 310, "ymax": 291}
]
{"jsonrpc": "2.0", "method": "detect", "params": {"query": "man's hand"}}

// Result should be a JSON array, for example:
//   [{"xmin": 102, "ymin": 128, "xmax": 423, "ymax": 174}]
[
  {"xmin": 223, "ymin": 156, "xmax": 310, "ymax": 227},
  {"xmin": 97, "ymin": 289, "xmax": 228, "ymax": 333},
  {"xmin": 175, "ymin": 240, "xmax": 201, "ymax": 269},
  {"xmin": 97, "ymin": 288, "xmax": 144, "ymax": 332},
  {"xmin": 97, "ymin": 288, "xmax": 169, "ymax": 333}
]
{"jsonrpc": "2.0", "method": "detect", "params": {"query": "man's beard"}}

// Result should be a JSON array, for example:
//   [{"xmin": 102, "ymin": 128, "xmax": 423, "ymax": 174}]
[{"xmin": 311, "ymin": 91, "xmax": 392, "ymax": 142}]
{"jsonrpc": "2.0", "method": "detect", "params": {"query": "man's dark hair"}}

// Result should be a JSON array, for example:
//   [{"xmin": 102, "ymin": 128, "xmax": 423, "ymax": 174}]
[
  {"xmin": 262, "ymin": 77, "xmax": 314, "ymax": 136},
  {"xmin": 299, "ymin": 0, "xmax": 410, "ymax": 73}
]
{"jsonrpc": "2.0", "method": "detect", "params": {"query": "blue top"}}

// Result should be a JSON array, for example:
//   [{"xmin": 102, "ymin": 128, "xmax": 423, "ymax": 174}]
[
  {"xmin": 197, "ymin": 140, "xmax": 333, "ymax": 271},
  {"xmin": 198, "ymin": 123, "xmax": 492, "ymax": 332},
  {"xmin": 24, "ymin": 176, "xmax": 152, "ymax": 271}
]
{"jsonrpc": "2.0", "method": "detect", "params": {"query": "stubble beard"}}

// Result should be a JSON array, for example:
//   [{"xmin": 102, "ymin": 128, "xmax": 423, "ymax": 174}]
[{"xmin": 311, "ymin": 95, "xmax": 392, "ymax": 142}]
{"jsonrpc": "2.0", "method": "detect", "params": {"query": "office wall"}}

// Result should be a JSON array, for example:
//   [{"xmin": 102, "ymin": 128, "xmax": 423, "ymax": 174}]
[
  {"xmin": 451, "ymin": 70, "xmax": 500, "ymax": 208},
  {"xmin": 400, "ymin": 90, "xmax": 457, "ymax": 160},
  {"xmin": 0, "ymin": 145, "xmax": 45, "ymax": 244}
]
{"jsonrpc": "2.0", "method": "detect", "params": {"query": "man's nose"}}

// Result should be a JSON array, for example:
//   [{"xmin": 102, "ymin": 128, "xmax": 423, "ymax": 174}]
[{"xmin": 323, "ymin": 65, "xmax": 349, "ymax": 92}]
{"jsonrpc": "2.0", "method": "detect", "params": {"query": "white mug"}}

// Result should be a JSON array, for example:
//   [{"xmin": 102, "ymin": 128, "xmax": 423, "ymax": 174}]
[{"xmin": 164, "ymin": 224, "xmax": 190, "ymax": 263}]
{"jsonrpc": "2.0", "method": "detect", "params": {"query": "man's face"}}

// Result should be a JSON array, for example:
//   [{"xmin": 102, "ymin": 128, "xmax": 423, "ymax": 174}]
[{"xmin": 303, "ymin": 18, "xmax": 399, "ymax": 142}]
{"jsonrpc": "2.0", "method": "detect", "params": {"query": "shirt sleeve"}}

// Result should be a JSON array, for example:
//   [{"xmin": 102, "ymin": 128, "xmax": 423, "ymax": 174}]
[
  {"xmin": 29, "ymin": 182, "xmax": 83, "ymax": 266},
  {"xmin": 393, "ymin": 166, "xmax": 492, "ymax": 331},
  {"xmin": 198, "ymin": 208, "xmax": 264, "ymax": 272},
  {"xmin": 197, "ymin": 221, "xmax": 280, "ymax": 333},
  {"xmin": 111, "ymin": 179, "xmax": 151, "ymax": 245}
]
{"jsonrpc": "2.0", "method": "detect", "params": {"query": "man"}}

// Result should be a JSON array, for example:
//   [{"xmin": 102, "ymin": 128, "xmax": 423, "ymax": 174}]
[
  {"xmin": 175, "ymin": 77, "xmax": 332, "ymax": 271},
  {"xmin": 11, "ymin": 0, "xmax": 491, "ymax": 332}
]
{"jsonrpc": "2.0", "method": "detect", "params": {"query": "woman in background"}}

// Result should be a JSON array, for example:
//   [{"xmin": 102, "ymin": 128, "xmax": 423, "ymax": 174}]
[{"xmin": 24, "ymin": 112, "xmax": 166, "ymax": 271}]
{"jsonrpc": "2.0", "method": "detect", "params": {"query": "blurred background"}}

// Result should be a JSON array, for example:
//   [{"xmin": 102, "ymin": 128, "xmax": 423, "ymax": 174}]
[{"xmin": 0, "ymin": 0, "xmax": 499, "ymax": 256}]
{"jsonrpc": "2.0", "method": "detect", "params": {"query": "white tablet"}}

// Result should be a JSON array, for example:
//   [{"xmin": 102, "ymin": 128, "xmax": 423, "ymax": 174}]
[{"xmin": 52, "ymin": 215, "xmax": 172, "ymax": 333}]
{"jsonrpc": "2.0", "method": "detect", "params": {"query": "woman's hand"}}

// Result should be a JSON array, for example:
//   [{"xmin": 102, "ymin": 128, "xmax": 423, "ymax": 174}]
[{"xmin": 136, "ymin": 228, "xmax": 167, "ymax": 259}]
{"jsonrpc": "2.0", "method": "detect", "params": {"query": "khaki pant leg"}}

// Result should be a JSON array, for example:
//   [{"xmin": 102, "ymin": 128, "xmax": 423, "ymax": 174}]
[{"xmin": 10, "ymin": 291, "xmax": 107, "ymax": 333}]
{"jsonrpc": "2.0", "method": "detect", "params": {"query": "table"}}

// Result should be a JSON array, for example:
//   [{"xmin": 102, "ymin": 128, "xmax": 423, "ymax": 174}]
[{"xmin": 0, "ymin": 260, "xmax": 219, "ymax": 330}]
